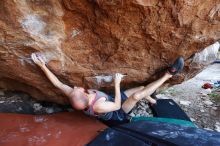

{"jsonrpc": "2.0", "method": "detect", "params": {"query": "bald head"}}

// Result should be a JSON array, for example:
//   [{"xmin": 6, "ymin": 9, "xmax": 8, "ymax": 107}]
[{"xmin": 70, "ymin": 87, "xmax": 88, "ymax": 110}]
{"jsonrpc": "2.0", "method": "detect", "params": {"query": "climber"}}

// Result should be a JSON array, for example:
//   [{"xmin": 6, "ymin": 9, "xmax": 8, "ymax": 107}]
[{"xmin": 31, "ymin": 53, "xmax": 184, "ymax": 125}]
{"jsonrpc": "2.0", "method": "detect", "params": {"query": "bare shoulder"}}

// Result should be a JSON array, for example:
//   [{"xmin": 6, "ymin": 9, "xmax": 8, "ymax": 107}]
[
  {"xmin": 94, "ymin": 97, "xmax": 107, "ymax": 106},
  {"xmin": 93, "ymin": 97, "xmax": 107, "ymax": 111},
  {"xmin": 66, "ymin": 90, "xmax": 76, "ymax": 100},
  {"xmin": 59, "ymin": 84, "xmax": 75, "ymax": 97}
]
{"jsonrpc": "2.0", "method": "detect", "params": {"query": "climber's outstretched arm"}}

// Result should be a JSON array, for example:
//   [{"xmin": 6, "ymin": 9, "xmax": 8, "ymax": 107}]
[{"xmin": 31, "ymin": 53, "xmax": 74, "ymax": 97}]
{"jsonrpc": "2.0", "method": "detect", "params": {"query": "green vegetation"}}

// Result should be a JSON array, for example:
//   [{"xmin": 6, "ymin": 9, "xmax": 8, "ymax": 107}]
[
  {"xmin": 160, "ymin": 87, "xmax": 177, "ymax": 95},
  {"xmin": 208, "ymin": 88, "xmax": 220, "ymax": 102}
]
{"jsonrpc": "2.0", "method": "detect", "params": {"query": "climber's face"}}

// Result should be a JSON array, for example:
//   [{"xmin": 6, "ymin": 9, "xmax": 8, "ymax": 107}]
[{"xmin": 70, "ymin": 87, "xmax": 88, "ymax": 110}]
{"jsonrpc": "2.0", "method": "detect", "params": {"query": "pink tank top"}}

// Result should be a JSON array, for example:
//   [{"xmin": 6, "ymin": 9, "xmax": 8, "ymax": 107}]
[{"xmin": 83, "ymin": 89, "xmax": 109, "ymax": 116}]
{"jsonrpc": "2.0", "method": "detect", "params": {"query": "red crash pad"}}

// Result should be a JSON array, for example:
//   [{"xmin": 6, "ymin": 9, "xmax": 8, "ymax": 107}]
[{"xmin": 0, "ymin": 112, "xmax": 107, "ymax": 146}]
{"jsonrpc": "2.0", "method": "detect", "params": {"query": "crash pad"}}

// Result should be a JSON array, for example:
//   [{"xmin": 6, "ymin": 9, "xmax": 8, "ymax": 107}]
[
  {"xmin": 0, "ymin": 112, "xmax": 107, "ymax": 146},
  {"xmin": 131, "ymin": 117, "xmax": 196, "ymax": 127},
  {"xmin": 88, "ymin": 120, "xmax": 220, "ymax": 146}
]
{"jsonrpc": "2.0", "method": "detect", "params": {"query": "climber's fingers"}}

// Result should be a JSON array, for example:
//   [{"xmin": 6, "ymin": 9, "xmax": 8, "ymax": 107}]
[
  {"xmin": 31, "ymin": 53, "xmax": 45, "ymax": 66},
  {"xmin": 31, "ymin": 53, "xmax": 38, "ymax": 63},
  {"xmin": 37, "ymin": 54, "xmax": 46, "ymax": 64}
]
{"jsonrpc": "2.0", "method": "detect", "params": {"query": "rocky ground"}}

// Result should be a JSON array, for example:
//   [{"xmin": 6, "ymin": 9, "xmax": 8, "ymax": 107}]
[
  {"xmin": 0, "ymin": 91, "xmax": 73, "ymax": 115},
  {"xmin": 0, "ymin": 64, "xmax": 219, "ymax": 132},
  {"xmin": 132, "ymin": 63, "xmax": 220, "ymax": 132}
]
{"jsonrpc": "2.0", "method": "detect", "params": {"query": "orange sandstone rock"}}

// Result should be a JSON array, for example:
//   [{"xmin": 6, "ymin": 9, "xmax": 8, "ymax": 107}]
[{"xmin": 0, "ymin": 0, "xmax": 219, "ymax": 104}]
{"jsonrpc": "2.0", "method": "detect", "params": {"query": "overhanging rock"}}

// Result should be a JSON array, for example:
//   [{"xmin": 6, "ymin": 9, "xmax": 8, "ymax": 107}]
[{"xmin": 0, "ymin": 0, "xmax": 220, "ymax": 104}]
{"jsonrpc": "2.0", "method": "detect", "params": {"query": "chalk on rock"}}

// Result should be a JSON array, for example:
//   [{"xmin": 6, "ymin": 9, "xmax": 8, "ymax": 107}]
[
  {"xmin": 94, "ymin": 73, "xmax": 127, "ymax": 84},
  {"xmin": 180, "ymin": 100, "xmax": 191, "ymax": 106},
  {"xmin": 34, "ymin": 52, "xmax": 48, "ymax": 64},
  {"xmin": 94, "ymin": 75, "xmax": 113, "ymax": 84}
]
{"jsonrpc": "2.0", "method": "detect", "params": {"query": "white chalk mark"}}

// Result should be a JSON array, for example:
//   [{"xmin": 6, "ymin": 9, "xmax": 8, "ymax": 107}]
[
  {"xmin": 71, "ymin": 29, "xmax": 80, "ymax": 38},
  {"xmin": 94, "ymin": 74, "xmax": 127, "ymax": 84},
  {"xmin": 17, "ymin": 0, "xmax": 67, "ymax": 70},
  {"xmin": 94, "ymin": 75, "xmax": 113, "ymax": 84},
  {"xmin": 21, "ymin": 15, "xmax": 46, "ymax": 37},
  {"xmin": 209, "ymin": 4, "xmax": 220, "ymax": 19}
]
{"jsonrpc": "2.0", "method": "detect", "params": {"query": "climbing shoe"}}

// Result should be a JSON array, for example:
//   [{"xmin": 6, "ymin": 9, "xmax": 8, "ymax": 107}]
[{"xmin": 168, "ymin": 57, "xmax": 184, "ymax": 75}]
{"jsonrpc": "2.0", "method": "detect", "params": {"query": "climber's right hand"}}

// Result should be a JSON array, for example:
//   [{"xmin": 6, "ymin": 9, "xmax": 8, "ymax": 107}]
[{"xmin": 114, "ymin": 73, "xmax": 123, "ymax": 85}]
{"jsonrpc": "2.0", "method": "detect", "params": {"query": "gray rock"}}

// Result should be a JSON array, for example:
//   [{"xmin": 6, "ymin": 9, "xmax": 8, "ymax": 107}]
[
  {"xmin": 200, "ymin": 89, "xmax": 212, "ymax": 95},
  {"xmin": 139, "ymin": 102, "xmax": 145, "ymax": 106},
  {"xmin": 135, "ymin": 113, "xmax": 141, "ymax": 117},
  {"xmin": 33, "ymin": 103, "xmax": 43, "ymax": 111},
  {"xmin": 180, "ymin": 100, "xmax": 191, "ymax": 106},
  {"xmin": 17, "ymin": 107, "xmax": 23, "ymax": 111},
  {"xmin": 133, "ymin": 110, "xmax": 138, "ymax": 114},
  {"xmin": 156, "ymin": 94, "xmax": 169, "ymax": 99},
  {"xmin": 203, "ymin": 100, "xmax": 213, "ymax": 106},
  {"xmin": 200, "ymin": 109, "xmax": 205, "ymax": 113},
  {"xmin": 0, "ymin": 90, "xmax": 4, "ymax": 96},
  {"xmin": 215, "ymin": 122, "xmax": 220, "ymax": 132},
  {"xmin": 46, "ymin": 108, "xmax": 54, "ymax": 114},
  {"xmin": 212, "ymin": 107, "xmax": 218, "ymax": 110},
  {"xmin": 129, "ymin": 112, "xmax": 135, "ymax": 117},
  {"xmin": 204, "ymin": 127, "xmax": 213, "ymax": 131},
  {"xmin": 67, "ymin": 108, "xmax": 74, "ymax": 112},
  {"xmin": 143, "ymin": 113, "xmax": 150, "ymax": 117},
  {"xmin": 184, "ymin": 108, "xmax": 188, "ymax": 112},
  {"xmin": 190, "ymin": 118, "xmax": 196, "ymax": 122},
  {"xmin": 200, "ymin": 96, "xmax": 207, "ymax": 100}
]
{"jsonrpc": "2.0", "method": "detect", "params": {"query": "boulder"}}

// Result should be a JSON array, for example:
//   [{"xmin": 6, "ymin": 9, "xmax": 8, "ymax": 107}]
[{"xmin": 0, "ymin": 0, "xmax": 220, "ymax": 104}]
